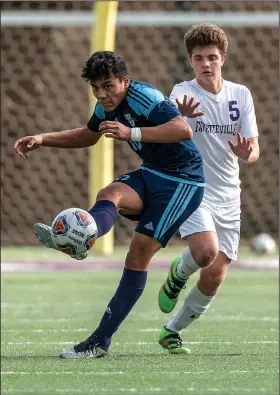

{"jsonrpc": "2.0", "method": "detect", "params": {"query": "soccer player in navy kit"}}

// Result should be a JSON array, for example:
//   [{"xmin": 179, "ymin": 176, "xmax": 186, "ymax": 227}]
[{"xmin": 14, "ymin": 51, "xmax": 205, "ymax": 358}]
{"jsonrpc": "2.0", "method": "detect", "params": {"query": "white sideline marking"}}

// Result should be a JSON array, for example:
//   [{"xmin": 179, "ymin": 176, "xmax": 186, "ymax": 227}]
[
  {"xmin": 2, "ymin": 323, "xmax": 278, "ymax": 334},
  {"xmin": 207, "ymin": 315, "xmax": 278, "ymax": 322},
  {"xmin": 2, "ymin": 318, "xmax": 73, "ymax": 323},
  {"xmin": 3, "ymin": 340, "xmax": 278, "ymax": 345},
  {"xmin": 1, "ymin": 388, "xmax": 275, "ymax": 393},
  {"xmin": 2, "ymin": 327, "xmax": 278, "ymax": 334},
  {"xmin": 1, "ymin": 303, "xmax": 54, "ymax": 308},
  {"xmin": 1, "ymin": 370, "xmax": 276, "ymax": 376},
  {"xmin": 1, "ymin": 303, "xmax": 88, "ymax": 309},
  {"xmin": 139, "ymin": 316, "xmax": 278, "ymax": 327},
  {"xmin": 2, "ymin": 390, "xmax": 163, "ymax": 394},
  {"xmin": 1, "ymin": 371, "xmax": 125, "ymax": 375},
  {"xmin": 1, "ymin": 389, "xmax": 274, "ymax": 394},
  {"xmin": 3, "ymin": 328, "xmax": 90, "ymax": 333},
  {"xmin": 2, "ymin": 316, "xmax": 278, "ymax": 323},
  {"xmin": 5, "ymin": 342, "xmax": 73, "ymax": 345}
]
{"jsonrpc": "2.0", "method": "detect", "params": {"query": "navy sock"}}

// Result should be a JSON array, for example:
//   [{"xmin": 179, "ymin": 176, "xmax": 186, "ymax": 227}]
[
  {"xmin": 88, "ymin": 200, "xmax": 117, "ymax": 238},
  {"xmin": 93, "ymin": 268, "xmax": 148, "ymax": 347}
]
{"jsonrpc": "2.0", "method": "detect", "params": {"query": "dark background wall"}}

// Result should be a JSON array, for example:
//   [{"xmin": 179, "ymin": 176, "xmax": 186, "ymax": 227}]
[{"xmin": 1, "ymin": 1, "xmax": 278, "ymax": 245}]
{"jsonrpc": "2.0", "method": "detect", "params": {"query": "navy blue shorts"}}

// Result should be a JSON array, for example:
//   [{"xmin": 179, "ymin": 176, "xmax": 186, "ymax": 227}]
[{"xmin": 114, "ymin": 167, "xmax": 204, "ymax": 247}]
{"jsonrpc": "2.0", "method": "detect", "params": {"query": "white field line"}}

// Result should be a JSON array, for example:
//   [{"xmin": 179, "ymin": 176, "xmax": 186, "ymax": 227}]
[
  {"xmin": 3, "ymin": 327, "xmax": 278, "ymax": 334},
  {"xmin": 138, "ymin": 316, "xmax": 279, "ymax": 326},
  {"xmin": 2, "ymin": 340, "xmax": 278, "ymax": 345},
  {"xmin": 1, "ymin": 303, "xmax": 59, "ymax": 308},
  {"xmin": 1, "ymin": 371, "xmax": 125, "ymax": 375},
  {"xmin": 2, "ymin": 328, "xmax": 90, "ymax": 333},
  {"xmin": 1, "ymin": 316, "xmax": 278, "ymax": 323},
  {"xmin": 1, "ymin": 389, "xmax": 276, "ymax": 394},
  {"xmin": 1, "ymin": 370, "xmax": 277, "ymax": 376},
  {"xmin": 3, "ymin": 392, "xmax": 149, "ymax": 395},
  {"xmin": 1, "ymin": 389, "xmax": 164, "ymax": 394},
  {"xmin": 1, "ymin": 303, "xmax": 91, "ymax": 309},
  {"xmin": 1, "ymin": 318, "xmax": 74, "ymax": 322},
  {"xmin": 0, "ymin": 390, "xmax": 164, "ymax": 394},
  {"xmin": 55, "ymin": 391, "xmax": 163, "ymax": 394}
]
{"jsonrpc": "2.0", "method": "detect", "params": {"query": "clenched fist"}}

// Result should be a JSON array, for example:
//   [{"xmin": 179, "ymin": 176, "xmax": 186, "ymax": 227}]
[{"xmin": 99, "ymin": 121, "xmax": 131, "ymax": 141}]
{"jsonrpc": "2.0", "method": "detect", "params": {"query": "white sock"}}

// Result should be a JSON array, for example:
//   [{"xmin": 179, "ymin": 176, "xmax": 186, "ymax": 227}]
[
  {"xmin": 177, "ymin": 247, "xmax": 200, "ymax": 280},
  {"xmin": 166, "ymin": 284, "xmax": 214, "ymax": 333}
]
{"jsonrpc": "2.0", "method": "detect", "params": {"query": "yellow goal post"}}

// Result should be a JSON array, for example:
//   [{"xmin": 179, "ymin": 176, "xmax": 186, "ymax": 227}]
[{"xmin": 88, "ymin": 1, "xmax": 118, "ymax": 255}]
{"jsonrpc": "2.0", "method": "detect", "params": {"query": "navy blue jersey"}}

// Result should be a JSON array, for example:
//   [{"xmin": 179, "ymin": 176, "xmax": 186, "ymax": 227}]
[{"xmin": 87, "ymin": 80, "xmax": 205, "ymax": 184}]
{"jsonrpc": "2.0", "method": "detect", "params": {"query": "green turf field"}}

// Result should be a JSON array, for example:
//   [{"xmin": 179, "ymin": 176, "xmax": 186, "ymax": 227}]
[{"xmin": 1, "ymin": 268, "xmax": 278, "ymax": 395}]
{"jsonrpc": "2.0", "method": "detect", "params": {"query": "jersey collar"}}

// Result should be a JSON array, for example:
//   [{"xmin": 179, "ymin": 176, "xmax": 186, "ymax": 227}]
[{"xmin": 192, "ymin": 78, "xmax": 224, "ymax": 102}]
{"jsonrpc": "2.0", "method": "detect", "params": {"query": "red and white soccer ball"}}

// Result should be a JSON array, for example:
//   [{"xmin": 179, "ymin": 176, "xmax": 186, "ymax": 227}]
[
  {"xmin": 51, "ymin": 208, "xmax": 98, "ymax": 257},
  {"xmin": 249, "ymin": 233, "xmax": 277, "ymax": 255}
]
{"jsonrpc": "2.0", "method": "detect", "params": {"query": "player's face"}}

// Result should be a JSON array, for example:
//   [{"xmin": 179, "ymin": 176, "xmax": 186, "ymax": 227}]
[
  {"xmin": 190, "ymin": 45, "xmax": 225, "ymax": 82},
  {"xmin": 90, "ymin": 75, "xmax": 130, "ymax": 111}
]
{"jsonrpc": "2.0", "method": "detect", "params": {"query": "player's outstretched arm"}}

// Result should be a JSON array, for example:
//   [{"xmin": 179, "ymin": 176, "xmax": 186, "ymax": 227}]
[
  {"xmin": 14, "ymin": 127, "xmax": 101, "ymax": 159},
  {"xmin": 140, "ymin": 116, "xmax": 193, "ymax": 143},
  {"xmin": 99, "ymin": 116, "xmax": 192, "ymax": 144}
]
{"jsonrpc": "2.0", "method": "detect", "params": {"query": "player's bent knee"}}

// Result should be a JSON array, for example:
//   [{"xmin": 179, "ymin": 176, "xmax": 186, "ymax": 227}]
[
  {"xmin": 96, "ymin": 187, "xmax": 119, "ymax": 201},
  {"xmin": 192, "ymin": 246, "xmax": 218, "ymax": 268}
]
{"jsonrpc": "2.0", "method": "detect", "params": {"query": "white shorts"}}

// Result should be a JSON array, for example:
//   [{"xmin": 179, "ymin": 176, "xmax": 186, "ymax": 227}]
[{"xmin": 179, "ymin": 201, "xmax": 241, "ymax": 261}]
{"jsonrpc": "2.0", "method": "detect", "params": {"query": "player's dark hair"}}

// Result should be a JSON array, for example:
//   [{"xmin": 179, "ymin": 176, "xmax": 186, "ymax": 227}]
[
  {"xmin": 81, "ymin": 51, "xmax": 128, "ymax": 82},
  {"xmin": 184, "ymin": 24, "xmax": 228, "ymax": 57}
]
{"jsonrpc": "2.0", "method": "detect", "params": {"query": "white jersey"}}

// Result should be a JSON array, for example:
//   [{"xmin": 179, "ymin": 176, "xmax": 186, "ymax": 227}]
[{"xmin": 170, "ymin": 79, "xmax": 258, "ymax": 206}]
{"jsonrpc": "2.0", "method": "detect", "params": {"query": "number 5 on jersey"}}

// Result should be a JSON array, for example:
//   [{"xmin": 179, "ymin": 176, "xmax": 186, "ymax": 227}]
[{"xmin": 228, "ymin": 101, "xmax": 240, "ymax": 121}]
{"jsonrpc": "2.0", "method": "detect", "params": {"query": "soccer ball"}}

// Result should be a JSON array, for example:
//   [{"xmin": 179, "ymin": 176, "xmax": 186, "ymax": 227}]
[
  {"xmin": 51, "ymin": 208, "xmax": 98, "ymax": 257},
  {"xmin": 249, "ymin": 233, "xmax": 277, "ymax": 255}
]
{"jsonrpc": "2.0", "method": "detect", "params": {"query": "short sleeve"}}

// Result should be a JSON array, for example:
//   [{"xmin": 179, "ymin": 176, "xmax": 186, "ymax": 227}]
[
  {"xmin": 87, "ymin": 102, "xmax": 105, "ymax": 132},
  {"xmin": 127, "ymin": 83, "xmax": 180, "ymax": 125},
  {"xmin": 147, "ymin": 100, "xmax": 180, "ymax": 125},
  {"xmin": 170, "ymin": 83, "xmax": 192, "ymax": 104},
  {"xmin": 240, "ymin": 87, "xmax": 258, "ymax": 138}
]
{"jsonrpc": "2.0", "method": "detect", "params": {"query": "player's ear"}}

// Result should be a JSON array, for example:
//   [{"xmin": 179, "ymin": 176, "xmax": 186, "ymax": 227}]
[
  {"xmin": 124, "ymin": 75, "xmax": 130, "ymax": 88},
  {"xmin": 189, "ymin": 55, "xmax": 194, "ymax": 69},
  {"xmin": 221, "ymin": 54, "xmax": 225, "ymax": 67}
]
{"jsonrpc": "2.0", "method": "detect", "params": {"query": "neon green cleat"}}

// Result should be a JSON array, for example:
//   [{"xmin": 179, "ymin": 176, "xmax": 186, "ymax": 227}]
[
  {"xmin": 159, "ymin": 326, "xmax": 191, "ymax": 354},
  {"xmin": 158, "ymin": 257, "xmax": 187, "ymax": 313}
]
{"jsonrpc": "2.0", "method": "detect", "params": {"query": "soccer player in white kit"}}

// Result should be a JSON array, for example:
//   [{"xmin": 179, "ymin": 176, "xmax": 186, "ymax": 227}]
[{"xmin": 158, "ymin": 24, "xmax": 260, "ymax": 354}]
